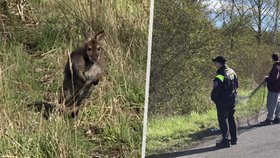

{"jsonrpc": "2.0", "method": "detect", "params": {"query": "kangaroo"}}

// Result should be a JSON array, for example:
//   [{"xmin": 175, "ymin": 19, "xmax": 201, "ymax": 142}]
[
  {"xmin": 28, "ymin": 31, "xmax": 106, "ymax": 119},
  {"xmin": 59, "ymin": 30, "xmax": 106, "ymax": 117}
]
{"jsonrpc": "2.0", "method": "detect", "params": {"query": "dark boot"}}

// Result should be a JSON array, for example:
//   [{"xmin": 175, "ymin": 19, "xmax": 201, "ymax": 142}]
[
  {"xmin": 230, "ymin": 139, "xmax": 237, "ymax": 145},
  {"xmin": 260, "ymin": 119, "xmax": 273, "ymax": 126},
  {"xmin": 272, "ymin": 118, "xmax": 280, "ymax": 124},
  {"xmin": 216, "ymin": 139, "xmax": 230, "ymax": 148}
]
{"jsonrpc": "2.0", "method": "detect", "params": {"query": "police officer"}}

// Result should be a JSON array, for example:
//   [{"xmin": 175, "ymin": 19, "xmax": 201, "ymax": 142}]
[{"xmin": 211, "ymin": 56, "xmax": 238, "ymax": 148}]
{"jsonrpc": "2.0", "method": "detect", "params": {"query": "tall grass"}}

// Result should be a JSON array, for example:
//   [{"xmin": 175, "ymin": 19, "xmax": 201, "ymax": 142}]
[
  {"xmin": 0, "ymin": 0, "xmax": 149, "ymax": 157},
  {"xmin": 0, "ymin": 63, "xmax": 2, "ymax": 98}
]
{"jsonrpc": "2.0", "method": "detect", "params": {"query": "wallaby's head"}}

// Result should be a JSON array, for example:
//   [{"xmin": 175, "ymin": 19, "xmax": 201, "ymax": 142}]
[{"xmin": 85, "ymin": 30, "xmax": 105, "ymax": 62}]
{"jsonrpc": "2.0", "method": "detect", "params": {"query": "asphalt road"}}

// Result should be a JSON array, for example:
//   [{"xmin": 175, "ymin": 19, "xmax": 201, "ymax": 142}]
[{"xmin": 148, "ymin": 113, "xmax": 280, "ymax": 158}]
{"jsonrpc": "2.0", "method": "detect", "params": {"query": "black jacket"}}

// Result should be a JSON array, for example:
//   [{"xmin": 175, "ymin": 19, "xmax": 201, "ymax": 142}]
[
  {"xmin": 266, "ymin": 61, "xmax": 280, "ymax": 93},
  {"xmin": 211, "ymin": 65, "xmax": 238, "ymax": 107}
]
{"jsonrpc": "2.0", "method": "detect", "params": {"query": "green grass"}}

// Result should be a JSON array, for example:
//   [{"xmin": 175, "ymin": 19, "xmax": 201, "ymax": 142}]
[
  {"xmin": 0, "ymin": 0, "xmax": 148, "ymax": 157},
  {"xmin": 0, "ymin": 113, "xmax": 94, "ymax": 157},
  {"xmin": 146, "ymin": 87, "xmax": 267, "ymax": 155},
  {"xmin": 147, "ymin": 109, "xmax": 218, "ymax": 153}
]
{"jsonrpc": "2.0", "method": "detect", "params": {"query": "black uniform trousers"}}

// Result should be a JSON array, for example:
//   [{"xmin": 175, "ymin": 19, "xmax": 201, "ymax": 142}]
[{"xmin": 216, "ymin": 105, "xmax": 237, "ymax": 141}]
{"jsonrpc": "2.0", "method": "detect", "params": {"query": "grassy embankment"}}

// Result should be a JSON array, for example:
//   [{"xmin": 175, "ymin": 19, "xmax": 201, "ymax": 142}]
[
  {"xmin": 0, "ymin": 0, "xmax": 148, "ymax": 157},
  {"xmin": 147, "ymin": 86, "xmax": 267, "ymax": 155}
]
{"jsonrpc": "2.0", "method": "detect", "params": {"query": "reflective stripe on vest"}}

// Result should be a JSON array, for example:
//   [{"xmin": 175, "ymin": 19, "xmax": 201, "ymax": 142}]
[
  {"xmin": 216, "ymin": 74, "xmax": 224, "ymax": 82},
  {"xmin": 225, "ymin": 68, "xmax": 236, "ymax": 80}
]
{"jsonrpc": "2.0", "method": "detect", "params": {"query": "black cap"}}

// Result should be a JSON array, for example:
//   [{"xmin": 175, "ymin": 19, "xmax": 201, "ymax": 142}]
[
  {"xmin": 272, "ymin": 53, "xmax": 279, "ymax": 61},
  {"xmin": 212, "ymin": 56, "xmax": 226, "ymax": 65}
]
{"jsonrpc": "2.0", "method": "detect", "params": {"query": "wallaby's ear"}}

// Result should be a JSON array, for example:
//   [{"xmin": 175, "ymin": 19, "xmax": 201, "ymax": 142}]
[
  {"xmin": 95, "ymin": 30, "xmax": 105, "ymax": 41},
  {"xmin": 86, "ymin": 37, "xmax": 93, "ymax": 44},
  {"xmin": 83, "ymin": 32, "xmax": 93, "ymax": 43},
  {"xmin": 86, "ymin": 36, "xmax": 94, "ymax": 43}
]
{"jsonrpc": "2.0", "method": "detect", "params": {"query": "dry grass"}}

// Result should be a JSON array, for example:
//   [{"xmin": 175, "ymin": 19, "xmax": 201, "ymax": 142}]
[{"xmin": 0, "ymin": 0, "xmax": 149, "ymax": 157}]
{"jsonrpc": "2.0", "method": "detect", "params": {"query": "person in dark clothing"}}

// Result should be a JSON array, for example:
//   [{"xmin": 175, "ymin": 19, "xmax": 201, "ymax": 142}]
[
  {"xmin": 211, "ymin": 56, "xmax": 238, "ymax": 148},
  {"xmin": 260, "ymin": 54, "xmax": 280, "ymax": 125}
]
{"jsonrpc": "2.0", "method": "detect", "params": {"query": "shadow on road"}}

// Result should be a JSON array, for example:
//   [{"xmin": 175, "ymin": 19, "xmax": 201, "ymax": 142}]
[
  {"xmin": 146, "ymin": 146, "xmax": 221, "ymax": 158},
  {"xmin": 146, "ymin": 124, "xmax": 264, "ymax": 158}
]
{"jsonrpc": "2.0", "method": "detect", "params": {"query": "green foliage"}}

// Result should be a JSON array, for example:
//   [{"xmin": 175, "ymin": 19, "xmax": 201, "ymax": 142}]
[
  {"xmin": 149, "ymin": 0, "xmax": 219, "ymax": 115},
  {"xmin": 147, "ymin": 0, "xmax": 279, "ymax": 154},
  {"xmin": 148, "ymin": 0, "xmax": 280, "ymax": 116}
]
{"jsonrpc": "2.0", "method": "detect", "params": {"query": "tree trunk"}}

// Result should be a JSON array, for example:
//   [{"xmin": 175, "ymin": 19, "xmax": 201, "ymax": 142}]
[
  {"xmin": 257, "ymin": 0, "xmax": 262, "ymax": 45},
  {"xmin": 273, "ymin": 0, "xmax": 279, "ymax": 44}
]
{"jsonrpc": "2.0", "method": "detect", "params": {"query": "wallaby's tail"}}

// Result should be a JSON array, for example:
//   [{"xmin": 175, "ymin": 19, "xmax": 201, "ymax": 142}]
[{"xmin": 27, "ymin": 101, "xmax": 56, "ymax": 119}]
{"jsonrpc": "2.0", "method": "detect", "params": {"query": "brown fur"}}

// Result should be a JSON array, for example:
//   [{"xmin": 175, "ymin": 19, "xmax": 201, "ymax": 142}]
[
  {"xmin": 59, "ymin": 30, "xmax": 106, "ymax": 118},
  {"xmin": 28, "ymin": 31, "xmax": 106, "ymax": 119}
]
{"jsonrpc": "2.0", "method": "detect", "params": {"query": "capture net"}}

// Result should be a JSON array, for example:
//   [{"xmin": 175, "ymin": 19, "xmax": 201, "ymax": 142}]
[{"xmin": 236, "ymin": 81, "xmax": 267, "ymax": 126}]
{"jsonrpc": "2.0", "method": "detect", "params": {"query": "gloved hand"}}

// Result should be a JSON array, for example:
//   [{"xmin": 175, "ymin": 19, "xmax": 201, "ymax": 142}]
[{"xmin": 264, "ymin": 76, "xmax": 269, "ymax": 82}]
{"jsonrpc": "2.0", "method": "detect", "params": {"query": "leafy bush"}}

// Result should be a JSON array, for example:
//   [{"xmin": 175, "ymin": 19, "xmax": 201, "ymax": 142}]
[{"xmin": 148, "ymin": 0, "xmax": 279, "ymax": 116}]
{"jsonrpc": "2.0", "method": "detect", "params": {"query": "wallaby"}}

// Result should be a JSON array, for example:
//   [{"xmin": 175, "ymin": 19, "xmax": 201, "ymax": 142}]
[
  {"xmin": 28, "ymin": 30, "xmax": 106, "ymax": 119},
  {"xmin": 59, "ymin": 30, "xmax": 106, "ymax": 117}
]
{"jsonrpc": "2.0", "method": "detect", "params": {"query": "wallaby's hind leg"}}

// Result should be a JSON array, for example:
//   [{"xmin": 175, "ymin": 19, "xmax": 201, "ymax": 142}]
[
  {"xmin": 60, "ymin": 85, "xmax": 81, "ymax": 108},
  {"xmin": 70, "ymin": 105, "xmax": 80, "ymax": 118},
  {"xmin": 70, "ymin": 84, "xmax": 94, "ymax": 118},
  {"xmin": 76, "ymin": 84, "xmax": 95, "ymax": 105},
  {"xmin": 27, "ymin": 101, "xmax": 56, "ymax": 119}
]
